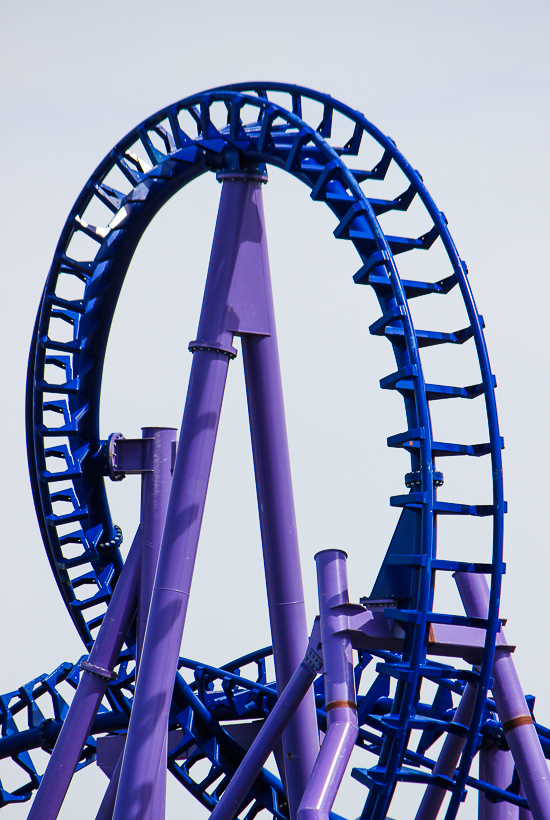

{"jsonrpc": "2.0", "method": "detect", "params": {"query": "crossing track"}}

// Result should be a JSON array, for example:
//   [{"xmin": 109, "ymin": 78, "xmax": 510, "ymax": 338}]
[{"xmin": 1, "ymin": 83, "xmax": 536, "ymax": 818}]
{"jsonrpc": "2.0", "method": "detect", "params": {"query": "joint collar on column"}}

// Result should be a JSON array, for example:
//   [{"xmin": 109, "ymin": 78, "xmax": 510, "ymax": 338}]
[{"xmin": 216, "ymin": 164, "xmax": 268, "ymax": 183}]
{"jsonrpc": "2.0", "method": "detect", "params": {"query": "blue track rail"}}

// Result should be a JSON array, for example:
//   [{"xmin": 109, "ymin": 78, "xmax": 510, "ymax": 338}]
[
  {"xmin": 2, "ymin": 648, "xmax": 542, "ymax": 813},
  {"xmin": 15, "ymin": 83, "xmax": 516, "ymax": 817}
]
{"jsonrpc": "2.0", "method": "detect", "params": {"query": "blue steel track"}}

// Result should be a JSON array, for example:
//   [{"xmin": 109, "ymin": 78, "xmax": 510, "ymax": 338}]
[{"xmin": 0, "ymin": 83, "xmax": 539, "ymax": 818}]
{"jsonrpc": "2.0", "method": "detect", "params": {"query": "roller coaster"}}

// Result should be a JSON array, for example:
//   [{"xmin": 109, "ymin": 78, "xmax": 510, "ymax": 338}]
[{"xmin": 1, "ymin": 83, "xmax": 549, "ymax": 819}]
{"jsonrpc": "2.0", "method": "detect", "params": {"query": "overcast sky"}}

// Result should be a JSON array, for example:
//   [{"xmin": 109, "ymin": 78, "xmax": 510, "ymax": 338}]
[{"xmin": 1, "ymin": 2, "xmax": 549, "ymax": 818}]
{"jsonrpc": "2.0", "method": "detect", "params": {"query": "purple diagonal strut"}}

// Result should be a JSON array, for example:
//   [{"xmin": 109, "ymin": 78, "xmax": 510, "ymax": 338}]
[
  {"xmin": 95, "ymin": 751, "xmax": 123, "ymax": 820},
  {"xmin": 113, "ymin": 172, "xmax": 317, "ymax": 820},
  {"xmin": 479, "ymin": 744, "xmax": 517, "ymax": 820},
  {"xmin": 455, "ymin": 572, "xmax": 550, "ymax": 820},
  {"xmin": 112, "ymin": 195, "xmax": 237, "ymax": 820},
  {"xmin": 237, "ymin": 174, "xmax": 319, "ymax": 816},
  {"xmin": 209, "ymin": 622, "xmax": 322, "ymax": 820},
  {"xmin": 520, "ymin": 785, "xmax": 534, "ymax": 820},
  {"xmin": 27, "ymin": 528, "xmax": 142, "ymax": 820},
  {"xmin": 415, "ymin": 680, "xmax": 477, "ymax": 820}
]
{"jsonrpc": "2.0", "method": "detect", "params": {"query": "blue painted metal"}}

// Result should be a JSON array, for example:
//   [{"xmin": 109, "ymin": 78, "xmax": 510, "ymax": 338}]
[
  {"xmin": 1, "ymin": 649, "xmax": 544, "ymax": 814},
  {"xmin": 11, "ymin": 82, "xmax": 540, "ymax": 817}
]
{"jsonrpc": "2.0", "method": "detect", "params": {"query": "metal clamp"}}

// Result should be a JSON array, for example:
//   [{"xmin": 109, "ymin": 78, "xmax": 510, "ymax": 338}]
[
  {"xmin": 188, "ymin": 339, "xmax": 238, "ymax": 359},
  {"xmin": 405, "ymin": 470, "xmax": 444, "ymax": 488},
  {"xmin": 106, "ymin": 432, "xmax": 125, "ymax": 481},
  {"xmin": 97, "ymin": 524, "xmax": 123, "ymax": 556},
  {"xmin": 80, "ymin": 660, "xmax": 117, "ymax": 681},
  {"xmin": 216, "ymin": 169, "xmax": 268, "ymax": 183}
]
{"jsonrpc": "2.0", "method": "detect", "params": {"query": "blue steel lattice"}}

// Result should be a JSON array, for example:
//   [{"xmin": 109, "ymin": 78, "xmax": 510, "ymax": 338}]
[
  {"xmin": 2, "ymin": 649, "xmax": 539, "ymax": 813},
  {"xmin": 10, "ymin": 83, "xmax": 523, "ymax": 818}
]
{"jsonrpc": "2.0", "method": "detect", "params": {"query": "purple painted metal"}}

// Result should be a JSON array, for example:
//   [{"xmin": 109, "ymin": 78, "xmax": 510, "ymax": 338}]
[
  {"xmin": 111, "ymin": 358, "xmax": 229, "ymax": 819},
  {"xmin": 238, "ymin": 175, "xmax": 319, "ymax": 816},
  {"xmin": 93, "ymin": 429, "xmax": 175, "ymax": 820},
  {"xmin": 415, "ymin": 681, "xmax": 477, "ymax": 820},
  {"xmin": 137, "ymin": 428, "xmax": 175, "ymax": 820},
  {"xmin": 340, "ymin": 605, "xmax": 515, "ymax": 665},
  {"xmin": 97, "ymin": 695, "xmax": 167, "ymax": 818},
  {"xmin": 455, "ymin": 573, "xmax": 550, "ymax": 820},
  {"xmin": 519, "ymin": 786, "xmax": 533, "ymax": 820},
  {"xmin": 27, "ymin": 528, "xmax": 142, "ymax": 820},
  {"xmin": 297, "ymin": 550, "xmax": 358, "ymax": 820},
  {"xmin": 479, "ymin": 745, "xmax": 517, "ymax": 820},
  {"xmin": 113, "ymin": 174, "xmax": 318, "ymax": 819},
  {"xmin": 111, "ymin": 183, "xmax": 241, "ymax": 820},
  {"xmin": 137, "ymin": 427, "xmax": 176, "ymax": 658},
  {"xmin": 209, "ymin": 622, "xmax": 322, "ymax": 820},
  {"xmin": 96, "ymin": 753, "xmax": 122, "ymax": 820},
  {"xmin": 96, "ymin": 732, "xmax": 187, "ymax": 820}
]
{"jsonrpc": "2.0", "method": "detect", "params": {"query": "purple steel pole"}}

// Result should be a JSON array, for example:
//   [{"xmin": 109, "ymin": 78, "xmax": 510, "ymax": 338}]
[
  {"xmin": 137, "ymin": 427, "xmax": 176, "ymax": 658},
  {"xmin": 209, "ymin": 625, "xmax": 322, "ymax": 820},
  {"xmin": 94, "ymin": 429, "xmax": 175, "ymax": 820},
  {"xmin": 27, "ymin": 528, "xmax": 142, "ymax": 820},
  {"xmin": 95, "ymin": 753, "xmax": 122, "ymax": 820},
  {"xmin": 297, "ymin": 550, "xmax": 358, "ymax": 820},
  {"xmin": 95, "ymin": 745, "xmax": 169, "ymax": 820},
  {"xmin": 113, "ymin": 176, "xmax": 270, "ymax": 820},
  {"xmin": 239, "ymin": 176, "xmax": 319, "ymax": 816},
  {"xmin": 137, "ymin": 427, "xmax": 176, "ymax": 820},
  {"xmin": 455, "ymin": 573, "xmax": 550, "ymax": 820},
  {"xmin": 479, "ymin": 745, "xmax": 517, "ymax": 820},
  {"xmin": 415, "ymin": 681, "xmax": 477, "ymax": 820},
  {"xmin": 519, "ymin": 786, "xmax": 533, "ymax": 820}
]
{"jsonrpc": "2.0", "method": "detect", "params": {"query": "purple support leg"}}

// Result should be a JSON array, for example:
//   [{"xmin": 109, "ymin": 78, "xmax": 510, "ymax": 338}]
[
  {"xmin": 415, "ymin": 681, "xmax": 477, "ymax": 820},
  {"xmin": 455, "ymin": 573, "xmax": 550, "ymax": 820},
  {"xmin": 112, "ymin": 341, "xmax": 231, "ymax": 816},
  {"xmin": 519, "ymin": 785, "xmax": 533, "ymax": 820},
  {"xmin": 96, "ymin": 753, "xmax": 122, "ymax": 820},
  {"xmin": 239, "ymin": 178, "xmax": 319, "ymax": 816},
  {"xmin": 138, "ymin": 427, "xmax": 176, "ymax": 820},
  {"xmin": 27, "ymin": 529, "xmax": 142, "ymax": 820},
  {"xmin": 94, "ymin": 428, "xmax": 176, "ymax": 820},
  {"xmin": 479, "ymin": 745, "xmax": 518, "ymax": 820},
  {"xmin": 137, "ymin": 427, "xmax": 176, "ymax": 658},
  {"xmin": 209, "ymin": 623, "xmax": 322, "ymax": 820},
  {"xmin": 297, "ymin": 551, "xmax": 358, "ymax": 820},
  {"xmin": 112, "ymin": 176, "xmax": 270, "ymax": 820}
]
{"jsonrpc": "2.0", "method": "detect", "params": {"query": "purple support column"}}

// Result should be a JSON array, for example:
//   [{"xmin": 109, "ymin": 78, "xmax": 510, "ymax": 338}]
[
  {"xmin": 297, "ymin": 551, "xmax": 358, "ymax": 820},
  {"xmin": 28, "ymin": 529, "xmax": 142, "ymax": 820},
  {"xmin": 137, "ymin": 427, "xmax": 176, "ymax": 658},
  {"xmin": 209, "ymin": 624, "xmax": 322, "ymax": 820},
  {"xmin": 455, "ymin": 573, "xmax": 550, "ymax": 820},
  {"xmin": 96, "ymin": 753, "xmax": 122, "ymax": 820},
  {"xmin": 479, "ymin": 745, "xmax": 518, "ymax": 820},
  {"xmin": 238, "ymin": 176, "xmax": 319, "ymax": 816},
  {"xmin": 415, "ymin": 681, "xmax": 477, "ymax": 820},
  {"xmin": 94, "ymin": 429, "xmax": 175, "ymax": 820},
  {"xmin": 519, "ymin": 785, "xmax": 533, "ymax": 820},
  {"xmin": 138, "ymin": 427, "xmax": 176, "ymax": 820},
  {"xmin": 112, "ymin": 176, "xmax": 265, "ymax": 820}
]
